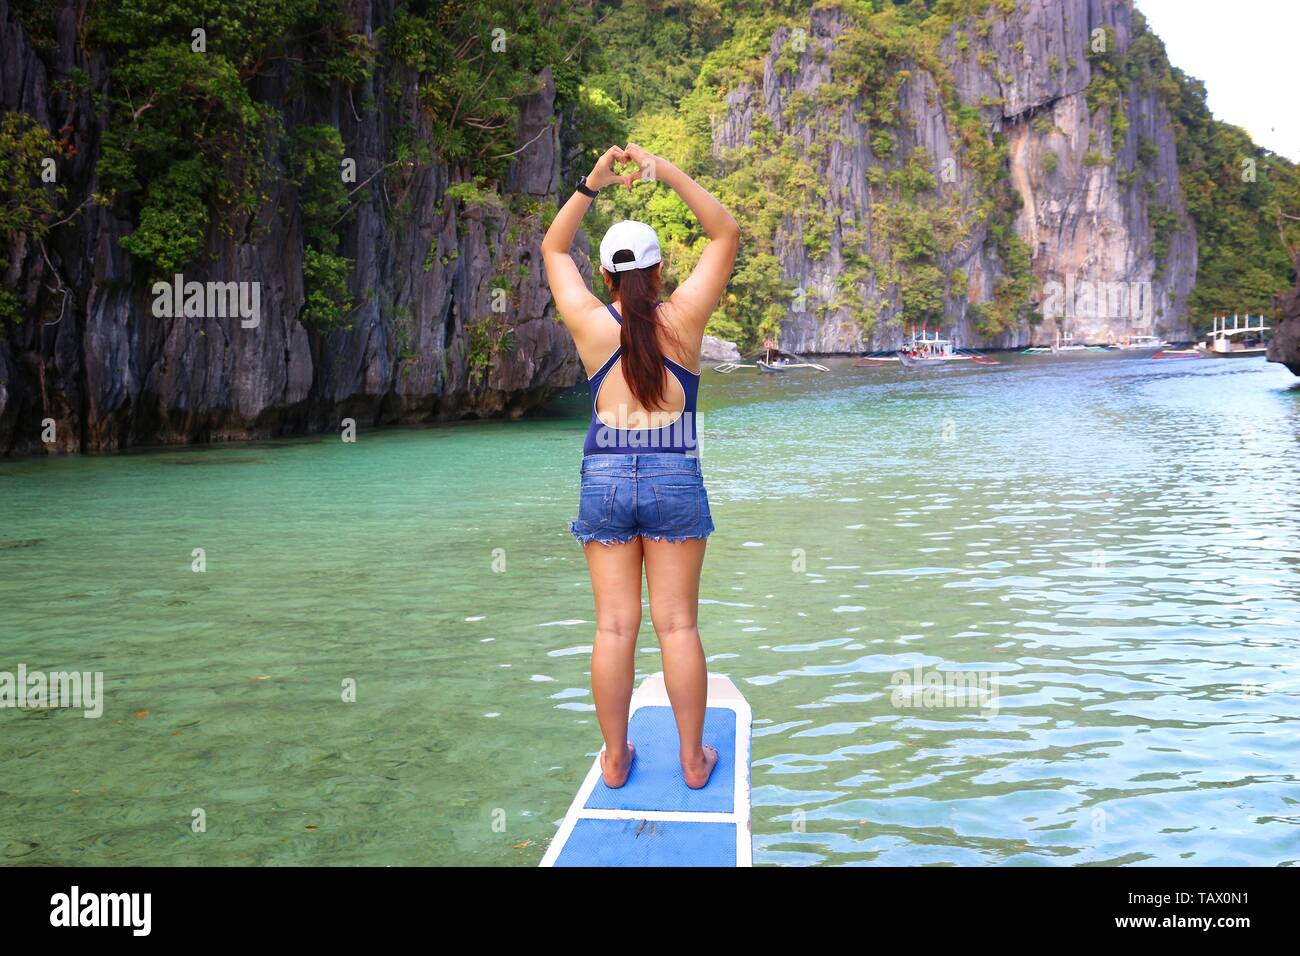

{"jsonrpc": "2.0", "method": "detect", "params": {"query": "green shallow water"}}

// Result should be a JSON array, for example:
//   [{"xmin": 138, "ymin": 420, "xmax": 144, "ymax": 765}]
[{"xmin": 2, "ymin": 351, "xmax": 1299, "ymax": 866}]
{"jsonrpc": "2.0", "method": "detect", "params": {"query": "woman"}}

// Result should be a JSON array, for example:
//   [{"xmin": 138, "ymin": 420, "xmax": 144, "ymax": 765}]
[{"xmin": 541, "ymin": 144, "xmax": 739, "ymax": 790}]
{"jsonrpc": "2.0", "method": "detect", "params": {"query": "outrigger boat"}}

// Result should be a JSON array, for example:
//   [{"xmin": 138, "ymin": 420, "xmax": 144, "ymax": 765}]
[
  {"xmin": 1194, "ymin": 313, "xmax": 1269, "ymax": 358},
  {"xmin": 1022, "ymin": 330, "xmax": 1108, "ymax": 354},
  {"xmin": 899, "ymin": 331, "xmax": 958, "ymax": 366},
  {"xmin": 540, "ymin": 672, "xmax": 753, "ymax": 867},
  {"xmin": 714, "ymin": 338, "xmax": 828, "ymax": 373},
  {"xmin": 855, "ymin": 326, "xmax": 998, "ymax": 367},
  {"xmin": 1150, "ymin": 346, "xmax": 1200, "ymax": 360},
  {"xmin": 1109, "ymin": 333, "xmax": 1169, "ymax": 351}
]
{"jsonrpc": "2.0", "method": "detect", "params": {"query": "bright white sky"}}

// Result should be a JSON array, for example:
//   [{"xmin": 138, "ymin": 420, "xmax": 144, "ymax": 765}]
[{"xmin": 1136, "ymin": 0, "xmax": 1298, "ymax": 160}]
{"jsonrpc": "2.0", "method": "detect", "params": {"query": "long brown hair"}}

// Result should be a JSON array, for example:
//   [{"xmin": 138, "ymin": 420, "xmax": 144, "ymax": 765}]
[{"xmin": 605, "ymin": 253, "xmax": 681, "ymax": 409}]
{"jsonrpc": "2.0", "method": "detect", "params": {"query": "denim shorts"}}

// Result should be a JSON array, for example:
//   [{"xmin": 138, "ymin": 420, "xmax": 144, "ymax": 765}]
[{"xmin": 569, "ymin": 453, "xmax": 716, "ymax": 545}]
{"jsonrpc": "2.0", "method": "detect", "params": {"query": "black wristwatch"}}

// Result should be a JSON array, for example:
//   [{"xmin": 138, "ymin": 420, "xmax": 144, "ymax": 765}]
[{"xmin": 575, "ymin": 175, "xmax": 598, "ymax": 198}]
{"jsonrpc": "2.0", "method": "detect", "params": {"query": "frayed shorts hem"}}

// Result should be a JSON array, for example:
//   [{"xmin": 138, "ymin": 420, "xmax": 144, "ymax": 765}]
[{"xmin": 568, "ymin": 522, "xmax": 715, "ymax": 546}]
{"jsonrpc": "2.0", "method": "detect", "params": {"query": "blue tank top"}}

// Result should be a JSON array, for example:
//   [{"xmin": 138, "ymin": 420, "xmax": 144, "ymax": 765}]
[{"xmin": 583, "ymin": 303, "xmax": 700, "ymax": 456}]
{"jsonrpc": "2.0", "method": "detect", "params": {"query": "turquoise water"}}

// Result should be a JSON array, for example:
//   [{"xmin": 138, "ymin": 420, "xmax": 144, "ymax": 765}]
[{"xmin": 2, "ymin": 351, "xmax": 1299, "ymax": 866}]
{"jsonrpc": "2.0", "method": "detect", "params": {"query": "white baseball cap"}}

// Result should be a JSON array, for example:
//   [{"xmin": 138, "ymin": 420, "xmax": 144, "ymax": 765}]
[{"xmin": 599, "ymin": 220, "xmax": 662, "ymax": 272}]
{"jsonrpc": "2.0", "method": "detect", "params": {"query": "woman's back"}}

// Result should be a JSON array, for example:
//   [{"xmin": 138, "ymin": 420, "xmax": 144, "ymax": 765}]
[
  {"xmin": 578, "ymin": 300, "xmax": 700, "ymax": 427},
  {"xmin": 582, "ymin": 301, "xmax": 701, "ymax": 455}
]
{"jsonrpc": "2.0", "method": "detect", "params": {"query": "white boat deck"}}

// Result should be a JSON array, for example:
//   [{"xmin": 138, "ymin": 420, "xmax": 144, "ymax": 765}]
[{"xmin": 540, "ymin": 673, "xmax": 753, "ymax": 867}]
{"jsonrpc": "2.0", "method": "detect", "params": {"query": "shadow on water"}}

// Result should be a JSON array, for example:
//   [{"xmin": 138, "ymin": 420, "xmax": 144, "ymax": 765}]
[{"xmin": 0, "ymin": 537, "xmax": 45, "ymax": 550}]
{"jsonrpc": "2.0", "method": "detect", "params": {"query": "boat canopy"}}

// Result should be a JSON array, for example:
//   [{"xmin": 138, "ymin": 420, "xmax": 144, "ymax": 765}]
[{"xmin": 1207, "ymin": 314, "xmax": 1269, "ymax": 336}]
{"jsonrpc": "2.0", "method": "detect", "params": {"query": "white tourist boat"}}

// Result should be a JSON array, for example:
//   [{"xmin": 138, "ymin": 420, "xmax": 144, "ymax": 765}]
[
  {"xmin": 856, "ymin": 327, "xmax": 998, "ymax": 367},
  {"xmin": 1023, "ymin": 330, "xmax": 1108, "ymax": 354},
  {"xmin": 1194, "ymin": 314, "xmax": 1269, "ymax": 358},
  {"xmin": 1111, "ymin": 333, "xmax": 1169, "ymax": 350}
]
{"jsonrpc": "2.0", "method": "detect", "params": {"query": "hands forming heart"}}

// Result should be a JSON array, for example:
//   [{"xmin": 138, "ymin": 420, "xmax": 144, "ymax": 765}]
[{"xmin": 588, "ymin": 143, "xmax": 657, "ymax": 191}]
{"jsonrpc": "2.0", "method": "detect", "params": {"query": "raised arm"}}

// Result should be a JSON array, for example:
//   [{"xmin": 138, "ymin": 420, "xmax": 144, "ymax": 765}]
[
  {"xmin": 541, "ymin": 147, "xmax": 631, "ymax": 325},
  {"xmin": 624, "ymin": 144, "xmax": 739, "ymax": 330}
]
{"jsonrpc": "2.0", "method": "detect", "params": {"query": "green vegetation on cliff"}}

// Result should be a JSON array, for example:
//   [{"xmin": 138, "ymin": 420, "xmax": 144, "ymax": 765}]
[
  {"xmin": 5, "ymin": 0, "xmax": 608, "ymax": 334},
  {"xmin": 1127, "ymin": 12, "xmax": 1300, "ymax": 318},
  {"xmin": 587, "ymin": 0, "xmax": 1038, "ymax": 348},
  {"xmin": 3, "ymin": 0, "xmax": 1296, "ymax": 347},
  {"xmin": 0, "ymin": 112, "xmax": 67, "ymax": 322},
  {"xmin": 577, "ymin": 0, "xmax": 1298, "ymax": 347},
  {"xmin": 1082, "ymin": 11, "xmax": 1300, "ymax": 317}
]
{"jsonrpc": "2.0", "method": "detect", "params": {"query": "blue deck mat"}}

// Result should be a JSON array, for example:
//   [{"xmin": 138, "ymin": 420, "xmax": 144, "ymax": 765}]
[
  {"xmin": 584, "ymin": 706, "xmax": 735, "ymax": 813},
  {"xmin": 554, "ymin": 818, "xmax": 736, "ymax": 867}
]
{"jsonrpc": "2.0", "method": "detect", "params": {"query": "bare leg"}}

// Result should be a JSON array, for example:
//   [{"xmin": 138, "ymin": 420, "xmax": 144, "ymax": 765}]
[
  {"xmin": 582, "ymin": 538, "xmax": 644, "ymax": 787},
  {"xmin": 643, "ymin": 536, "xmax": 718, "ymax": 788}
]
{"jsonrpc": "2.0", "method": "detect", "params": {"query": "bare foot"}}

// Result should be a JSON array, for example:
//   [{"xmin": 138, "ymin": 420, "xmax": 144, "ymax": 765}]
[
  {"xmin": 682, "ymin": 743, "xmax": 719, "ymax": 789},
  {"xmin": 599, "ymin": 743, "xmax": 635, "ymax": 788}
]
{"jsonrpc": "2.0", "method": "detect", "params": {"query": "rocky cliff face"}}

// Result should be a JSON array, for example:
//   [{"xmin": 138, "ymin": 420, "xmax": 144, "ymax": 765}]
[
  {"xmin": 714, "ymin": 0, "xmax": 1196, "ymax": 353},
  {"xmin": 1267, "ymin": 259, "xmax": 1300, "ymax": 375},
  {"xmin": 0, "ymin": 0, "xmax": 1208, "ymax": 456},
  {"xmin": 0, "ymin": 0, "xmax": 583, "ymax": 456}
]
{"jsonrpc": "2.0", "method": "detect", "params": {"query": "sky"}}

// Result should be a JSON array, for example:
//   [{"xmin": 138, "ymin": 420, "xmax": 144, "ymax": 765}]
[{"xmin": 1135, "ymin": 0, "xmax": 1298, "ymax": 160}]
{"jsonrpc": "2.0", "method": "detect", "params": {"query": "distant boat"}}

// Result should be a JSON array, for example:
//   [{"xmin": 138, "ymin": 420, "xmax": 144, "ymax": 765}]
[
  {"xmin": 857, "ymin": 327, "xmax": 998, "ymax": 368},
  {"xmin": 1194, "ymin": 313, "xmax": 1269, "ymax": 358},
  {"xmin": 1110, "ymin": 334, "xmax": 1169, "ymax": 351},
  {"xmin": 714, "ymin": 341, "xmax": 828, "ymax": 373},
  {"xmin": 1023, "ymin": 330, "xmax": 1108, "ymax": 354}
]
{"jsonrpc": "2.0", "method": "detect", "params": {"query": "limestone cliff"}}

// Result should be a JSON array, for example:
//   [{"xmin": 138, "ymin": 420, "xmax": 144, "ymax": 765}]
[
  {"xmin": 0, "ymin": 0, "xmax": 1213, "ymax": 456},
  {"xmin": 0, "ymin": 0, "xmax": 583, "ymax": 456},
  {"xmin": 714, "ymin": 0, "xmax": 1196, "ymax": 353}
]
